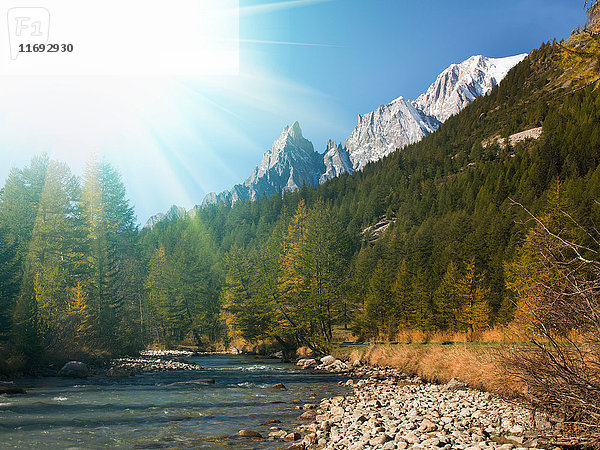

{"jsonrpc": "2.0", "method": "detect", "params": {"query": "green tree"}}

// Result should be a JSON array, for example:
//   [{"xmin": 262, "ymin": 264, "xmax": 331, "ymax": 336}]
[
  {"xmin": 26, "ymin": 160, "xmax": 84, "ymax": 347},
  {"xmin": 454, "ymin": 259, "xmax": 491, "ymax": 334},
  {"xmin": 412, "ymin": 268, "xmax": 431, "ymax": 330},
  {"xmin": 434, "ymin": 261, "xmax": 461, "ymax": 330},
  {"xmin": 81, "ymin": 159, "xmax": 138, "ymax": 350},
  {"xmin": 392, "ymin": 260, "xmax": 413, "ymax": 328},
  {"xmin": 364, "ymin": 260, "xmax": 394, "ymax": 338}
]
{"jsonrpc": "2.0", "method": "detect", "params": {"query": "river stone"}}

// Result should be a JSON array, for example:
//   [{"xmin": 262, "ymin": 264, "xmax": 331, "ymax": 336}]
[
  {"xmin": 286, "ymin": 443, "xmax": 305, "ymax": 450},
  {"xmin": 298, "ymin": 410, "xmax": 318, "ymax": 420},
  {"xmin": 238, "ymin": 429, "xmax": 262, "ymax": 438},
  {"xmin": 371, "ymin": 434, "xmax": 392, "ymax": 446},
  {"xmin": 260, "ymin": 419, "xmax": 282, "ymax": 425},
  {"xmin": 58, "ymin": 361, "xmax": 89, "ymax": 378},
  {"xmin": 418, "ymin": 417, "xmax": 437, "ymax": 433},
  {"xmin": 297, "ymin": 358, "xmax": 317, "ymax": 369},
  {"xmin": 0, "ymin": 381, "xmax": 26, "ymax": 395},
  {"xmin": 404, "ymin": 432, "xmax": 419, "ymax": 444},
  {"xmin": 285, "ymin": 432, "xmax": 301, "ymax": 441},
  {"xmin": 320, "ymin": 355, "xmax": 336, "ymax": 366},
  {"xmin": 266, "ymin": 383, "xmax": 287, "ymax": 390}
]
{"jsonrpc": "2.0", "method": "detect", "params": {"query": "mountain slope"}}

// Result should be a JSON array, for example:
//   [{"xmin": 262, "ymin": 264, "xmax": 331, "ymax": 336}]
[{"xmin": 142, "ymin": 30, "xmax": 600, "ymax": 344}]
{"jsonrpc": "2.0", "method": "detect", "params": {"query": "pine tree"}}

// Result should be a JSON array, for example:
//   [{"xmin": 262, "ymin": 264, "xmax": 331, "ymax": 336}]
[
  {"xmin": 67, "ymin": 282, "xmax": 93, "ymax": 348},
  {"xmin": 12, "ymin": 268, "xmax": 42, "ymax": 368},
  {"xmin": 392, "ymin": 260, "xmax": 413, "ymax": 328},
  {"xmin": 412, "ymin": 268, "xmax": 431, "ymax": 330},
  {"xmin": 27, "ymin": 160, "xmax": 84, "ymax": 342},
  {"xmin": 81, "ymin": 158, "xmax": 137, "ymax": 350},
  {"xmin": 365, "ymin": 260, "xmax": 394, "ymax": 338},
  {"xmin": 455, "ymin": 258, "xmax": 491, "ymax": 334},
  {"xmin": 144, "ymin": 246, "xmax": 170, "ymax": 345},
  {"xmin": 0, "ymin": 225, "xmax": 19, "ymax": 340},
  {"xmin": 0, "ymin": 156, "xmax": 49, "ymax": 346},
  {"xmin": 434, "ymin": 261, "xmax": 461, "ymax": 330}
]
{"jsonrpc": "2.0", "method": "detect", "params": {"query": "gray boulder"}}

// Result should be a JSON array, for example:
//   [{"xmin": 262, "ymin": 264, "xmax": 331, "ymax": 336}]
[
  {"xmin": 58, "ymin": 361, "xmax": 89, "ymax": 378},
  {"xmin": 297, "ymin": 358, "xmax": 318, "ymax": 369}
]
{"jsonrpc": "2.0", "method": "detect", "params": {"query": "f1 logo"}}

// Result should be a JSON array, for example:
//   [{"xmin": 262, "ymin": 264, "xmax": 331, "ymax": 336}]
[{"xmin": 7, "ymin": 7, "xmax": 50, "ymax": 60}]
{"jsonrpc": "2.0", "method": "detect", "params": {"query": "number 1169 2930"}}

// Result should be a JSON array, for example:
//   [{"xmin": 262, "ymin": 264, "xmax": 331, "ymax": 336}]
[{"xmin": 18, "ymin": 43, "xmax": 74, "ymax": 53}]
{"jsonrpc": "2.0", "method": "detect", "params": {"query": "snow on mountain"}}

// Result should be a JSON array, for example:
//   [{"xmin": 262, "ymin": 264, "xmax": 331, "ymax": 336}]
[
  {"xmin": 413, "ymin": 54, "xmax": 528, "ymax": 122},
  {"xmin": 320, "ymin": 139, "xmax": 353, "ymax": 184},
  {"xmin": 345, "ymin": 96, "xmax": 441, "ymax": 172},
  {"xmin": 344, "ymin": 54, "xmax": 527, "ymax": 171}
]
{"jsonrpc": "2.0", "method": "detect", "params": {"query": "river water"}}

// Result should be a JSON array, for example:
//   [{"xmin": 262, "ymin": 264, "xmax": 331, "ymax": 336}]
[{"xmin": 0, "ymin": 355, "xmax": 348, "ymax": 448}]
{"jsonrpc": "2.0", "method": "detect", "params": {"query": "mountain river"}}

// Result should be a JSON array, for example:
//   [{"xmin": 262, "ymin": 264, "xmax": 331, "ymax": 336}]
[{"xmin": 0, "ymin": 354, "xmax": 348, "ymax": 448}]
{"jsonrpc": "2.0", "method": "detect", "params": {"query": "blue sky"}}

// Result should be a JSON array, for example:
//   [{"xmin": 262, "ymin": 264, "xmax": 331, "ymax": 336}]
[{"xmin": 0, "ymin": 0, "xmax": 587, "ymax": 223}]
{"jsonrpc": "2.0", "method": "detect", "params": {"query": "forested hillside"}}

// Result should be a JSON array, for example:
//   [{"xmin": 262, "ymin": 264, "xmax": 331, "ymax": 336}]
[{"xmin": 1, "ymin": 30, "xmax": 599, "ymax": 373}]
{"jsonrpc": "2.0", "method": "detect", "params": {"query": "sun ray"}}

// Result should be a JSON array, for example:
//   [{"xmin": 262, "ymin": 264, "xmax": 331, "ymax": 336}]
[
  {"xmin": 239, "ymin": 0, "xmax": 334, "ymax": 16},
  {"xmin": 239, "ymin": 39, "xmax": 341, "ymax": 48}
]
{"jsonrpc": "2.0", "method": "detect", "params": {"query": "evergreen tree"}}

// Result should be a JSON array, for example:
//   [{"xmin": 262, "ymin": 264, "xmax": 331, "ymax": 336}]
[
  {"xmin": 412, "ymin": 268, "xmax": 431, "ymax": 330},
  {"xmin": 434, "ymin": 261, "xmax": 461, "ymax": 330},
  {"xmin": 364, "ymin": 260, "xmax": 394, "ymax": 338},
  {"xmin": 26, "ymin": 160, "xmax": 84, "ymax": 346},
  {"xmin": 392, "ymin": 260, "xmax": 413, "ymax": 328},
  {"xmin": 455, "ymin": 258, "xmax": 491, "ymax": 334}
]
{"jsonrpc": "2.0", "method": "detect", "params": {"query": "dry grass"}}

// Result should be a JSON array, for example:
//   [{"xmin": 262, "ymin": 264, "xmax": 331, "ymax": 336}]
[
  {"xmin": 333, "ymin": 340, "xmax": 524, "ymax": 397},
  {"xmin": 385, "ymin": 326, "xmax": 517, "ymax": 345}
]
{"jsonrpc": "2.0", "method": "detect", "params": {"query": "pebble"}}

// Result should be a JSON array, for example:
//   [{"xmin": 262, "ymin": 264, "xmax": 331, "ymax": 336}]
[{"xmin": 292, "ymin": 356, "xmax": 539, "ymax": 449}]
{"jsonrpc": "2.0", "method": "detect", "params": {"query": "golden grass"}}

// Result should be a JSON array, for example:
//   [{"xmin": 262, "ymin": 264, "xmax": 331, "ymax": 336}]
[
  {"xmin": 385, "ymin": 326, "xmax": 517, "ymax": 345},
  {"xmin": 332, "ymin": 340, "xmax": 524, "ymax": 397}
]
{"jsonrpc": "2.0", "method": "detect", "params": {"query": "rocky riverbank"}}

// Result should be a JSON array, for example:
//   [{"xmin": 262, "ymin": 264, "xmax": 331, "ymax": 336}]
[{"xmin": 255, "ymin": 356, "xmax": 554, "ymax": 449}]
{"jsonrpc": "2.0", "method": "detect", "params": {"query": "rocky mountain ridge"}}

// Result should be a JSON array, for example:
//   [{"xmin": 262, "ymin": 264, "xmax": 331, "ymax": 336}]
[{"xmin": 145, "ymin": 53, "xmax": 527, "ymax": 228}]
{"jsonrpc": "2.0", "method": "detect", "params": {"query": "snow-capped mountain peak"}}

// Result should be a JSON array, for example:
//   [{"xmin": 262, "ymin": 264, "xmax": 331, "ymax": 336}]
[
  {"xmin": 414, "ymin": 54, "xmax": 528, "ymax": 122},
  {"xmin": 344, "ymin": 96, "xmax": 441, "ymax": 171},
  {"xmin": 198, "ymin": 122, "xmax": 324, "ymax": 207},
  {"xmin": 343, "ymin": 54, "xmax": 527, "ymax": 171},
  {"xmin": 320, "ymin": 139, "xmax": 353, "ymax": 184}
]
